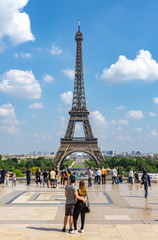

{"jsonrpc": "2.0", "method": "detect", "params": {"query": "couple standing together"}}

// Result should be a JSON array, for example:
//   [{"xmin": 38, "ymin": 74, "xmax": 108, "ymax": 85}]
[{"xmin": 62, "ymin": 176, "xmax": 87, "ymax": 234}]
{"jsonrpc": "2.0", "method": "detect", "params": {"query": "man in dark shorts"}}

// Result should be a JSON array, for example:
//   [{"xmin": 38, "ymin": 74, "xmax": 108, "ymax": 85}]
[{"xmin": 62, "ymin": 176, "xmax": 86, "ymax": 233}]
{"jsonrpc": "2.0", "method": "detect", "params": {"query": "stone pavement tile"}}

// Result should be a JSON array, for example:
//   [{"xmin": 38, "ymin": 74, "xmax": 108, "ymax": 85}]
[
  {"xmin": 151, "ymin": 224, "xmax": 158, "ymax": 232},
  {"xmin": 133, "ymin": 224, "xmax": 154, "ymax": 232},
  {"xmin": 138, "ymin": 231, "xmax": 158, "ymax": 238}
]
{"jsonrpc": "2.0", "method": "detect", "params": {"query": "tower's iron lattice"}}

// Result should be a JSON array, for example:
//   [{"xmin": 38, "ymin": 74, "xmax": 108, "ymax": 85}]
[{"xmin": 54, "ymin": 22, "xmax": 104, "ymax": 167}]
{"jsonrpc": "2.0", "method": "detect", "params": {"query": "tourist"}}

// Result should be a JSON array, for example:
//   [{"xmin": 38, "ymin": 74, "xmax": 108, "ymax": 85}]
[
  {"xmin": 42, "ymin": 169, "xmax": 49, "ymax": 188},
  {"xmin": 141, "ymin": 170, "xmax": 151, "ymax": 198},
  {"xmin": 101, "ymin": 167, "xmax": 107, "ymax": 184},
  {"xmin": 26, "ymin": 166, "xmax": 32, "ymax": 185},
  {"xmin": 63, "ymin": 172, "xmax": 68, "ymax": 187},
  {"xmin": 12, "ymin": 173, "xmax": 16, "ymax": 186},
  {"xmin": 111, "ymin": 167, "xmax": 118, "ymax": 184},
  {"xmin": 1, "ymin": 168, "xmax": 6, "ymax": 184},
  {"xmin": 35, "ymin": 168, "xmax": 41, "ymax": 186},
  {"xmin": 128, "ymin": 168, "xmax": 134, "ymax": 184},
  {"xmin": 72, "ymin": 180, "xmax": 87, "ymax": 233},
  {"xmin": 87, "ymin": 168, "xmax": 93, "ymax": 187},
  {"xmin": 54, "ymin": 167, "xmax": 59, "ymax": 188},
  {"xmin": 62, "ymin": 176, "xmax": 86, "ymax": 233},
  {"xmin": 5, "ymin": 171, "xmax": 10, "ymax": 186},
  {"xmin": 50, "ymin": 168, "xmax": 56, "ymax": 188},
  {"xmin": 60, "ymin": 171, "xmax": 64, "ymax": 186},
  {"xmin": 96, "ymin": 168, "xmax": 102, "ymax": 184}
]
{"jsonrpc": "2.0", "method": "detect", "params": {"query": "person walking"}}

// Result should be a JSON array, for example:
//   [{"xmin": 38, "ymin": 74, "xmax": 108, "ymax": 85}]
[
  {"xmin": 141, "ymin": 170, "xmax": 151, "ymax": 198},
  {"xmin": 62, "ymin": 176, "xmax": 86, "ymax": 233},
  {"xmin": 72, "ymin": 180, "xmax": 87, "ymax": 234}
]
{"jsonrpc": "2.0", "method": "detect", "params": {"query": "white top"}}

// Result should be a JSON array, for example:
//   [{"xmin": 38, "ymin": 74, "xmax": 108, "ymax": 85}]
[
  {"xmin": 129, "ymin": 170, "xmax": 134, "ymax": 178},
  {"xmin": 112, "ymin": 168, "xmax": 118, "ymax": 177},
  {"xmin": 96, "ymin": 169, "xmax": 102, "ymax": 176}
]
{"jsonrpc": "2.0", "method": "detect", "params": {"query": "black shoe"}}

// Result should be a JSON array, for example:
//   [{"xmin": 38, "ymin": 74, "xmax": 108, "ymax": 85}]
[
  {"xmin": 62, "ymin": 228, "xmax": 66, "ymax": 232},
  {"xmin": 69, "ymin": 228, "xmax": 73, "ymax": 233}
]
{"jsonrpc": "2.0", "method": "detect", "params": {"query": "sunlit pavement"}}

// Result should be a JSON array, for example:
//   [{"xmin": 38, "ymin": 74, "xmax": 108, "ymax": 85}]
[{"xmin": 0, "ymin": 181, "xmax": 158, "ymax": 240}]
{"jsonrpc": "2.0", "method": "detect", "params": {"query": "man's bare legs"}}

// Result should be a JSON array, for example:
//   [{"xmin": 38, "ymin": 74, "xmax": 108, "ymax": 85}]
[{"xmin": 63, "ymin": 216, "xmax": 73, "ymax": 231}]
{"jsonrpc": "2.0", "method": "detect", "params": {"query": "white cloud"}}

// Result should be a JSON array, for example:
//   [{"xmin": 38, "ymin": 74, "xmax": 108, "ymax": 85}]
[
  {"xmin": 153, "ymin": 97, "xmax": 158, "ymax": 104},
  {"xmin": 60, "ymin": 91, "xmax": 73, "ymax": 104},
  {"xmin": 61, "ymin": 68, "xmax": 75, "ymax": 80},
  {"xmin": 118, "ymin": 119, "xmax": 129, "ymax": 125},
  {"xmin": 150, "ymin": 130, "xmax": 158, "ymax": 137},
  {"xmin": 43, "ymin": 74, "xmax": 55, "ymax": 83},
  {"xmin": 116, "ymin": 105, "xmax": 125, "ymax": 110},
  {"xmin": 125, "ymin": 110, "xmax": 144, "ymax": 120},
  {"xmin": 0, "ymin": 0, "xmax": 35, "ymax": 48},
  {"xmin": 0, "ymin": 69, "xmax": 41, "ymax": 99},
  {"xmin": 0, "ymin": 103, "xmax": 15, "ymax": 117},
  {"xmin": 99, "ymin": 50, "xmax": 158, "ymax": 83},
  {"xmin": 28, "ymin": 102, "xmax": 43, "ymax": 109},
  {"xmin": 90, "ymin": 111, "xmax": 108, "ymax": 128},
  {"xmin": 116, "ymin": 134, "xmax": 133, "ymax": 141},
  {"xmin": 149, "ymin": 112, "xmax": 157, "ymax": 117},
  {"xmin": 0, "ymin": 103, "xmax": 20, "ymax": 134},
  {"xmin": 50, "ymin": 42, "xmax": 62, "ymax": 55},
  {"xmin": 14, "ymin": 52, "xmax": 31, "ymax": 58},
  {"xmin": 134, "ymin": 128, "xmax": 142, "ymax": 132}
]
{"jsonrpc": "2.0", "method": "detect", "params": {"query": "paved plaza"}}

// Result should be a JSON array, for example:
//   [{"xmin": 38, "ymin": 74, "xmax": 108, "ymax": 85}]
[{"xmin": 0, "ymin": 181, "xmax": 158, "ymax": 240}]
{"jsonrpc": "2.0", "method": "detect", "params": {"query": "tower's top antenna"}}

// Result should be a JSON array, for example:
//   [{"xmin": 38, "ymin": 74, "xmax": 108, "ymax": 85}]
[{"xmin": 78, "ymin": 19, "xmax": 80, "ymax": 32}]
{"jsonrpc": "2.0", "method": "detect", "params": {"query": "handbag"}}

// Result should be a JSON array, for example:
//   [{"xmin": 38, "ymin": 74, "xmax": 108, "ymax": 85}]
[{"xmin": 85, "ymin": 195, "xmax": 90, "ymax": 214}]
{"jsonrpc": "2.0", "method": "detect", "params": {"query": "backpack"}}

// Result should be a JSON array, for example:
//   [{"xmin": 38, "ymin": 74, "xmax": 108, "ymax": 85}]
[{"xmin": 143, "ymin": 174, "xmax": 148, "ymax": 182}]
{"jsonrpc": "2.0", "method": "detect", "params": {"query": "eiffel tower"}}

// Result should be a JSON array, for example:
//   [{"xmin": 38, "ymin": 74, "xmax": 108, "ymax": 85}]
[{"xmin": 54, "ymin": 21, "xmax": 104, "ymax": 167}]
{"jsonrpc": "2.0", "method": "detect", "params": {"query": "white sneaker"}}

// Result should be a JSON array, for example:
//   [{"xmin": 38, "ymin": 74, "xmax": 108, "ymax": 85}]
[
  {"xmin": 78, "ymin": 229, "xmax": 84, "ymax": 233},
  {"xmin": 69, "ymin": 230, "xmax": 78, "ymax": 234}
]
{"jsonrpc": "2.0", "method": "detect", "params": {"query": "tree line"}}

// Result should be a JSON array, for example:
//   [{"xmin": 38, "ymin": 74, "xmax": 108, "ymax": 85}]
[
  {"xmin": 0, "ymin": 155, "xmax": 158, "ymax": 176},
  {"xmin": 86, "ymin": 156, "xmax": 158, "ymax": 174}
]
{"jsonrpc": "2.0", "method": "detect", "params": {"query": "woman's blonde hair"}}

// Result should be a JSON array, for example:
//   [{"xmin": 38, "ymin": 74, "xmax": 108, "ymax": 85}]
[{"xmin": 78, "ymin": 180, "xmax": 87, "ymax": 196}]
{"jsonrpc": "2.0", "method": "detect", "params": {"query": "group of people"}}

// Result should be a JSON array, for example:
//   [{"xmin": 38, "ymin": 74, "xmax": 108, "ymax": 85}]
[
  {"xmin": 0, "ymin": 168, "xmax": 17, "ymax": 187},
  {"xmin": 26, "ymin": 167, "xmax": 78, "ymax": 189},
  {"xmin": 87, "ymin": 167, "xmax": 107, "ymax": 187}
]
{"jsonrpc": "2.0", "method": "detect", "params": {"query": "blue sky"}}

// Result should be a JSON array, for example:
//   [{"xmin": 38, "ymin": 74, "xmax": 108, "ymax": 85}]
[{"xmin": 0, "ymin": 0, "xmax": 158, "ymax": 154}]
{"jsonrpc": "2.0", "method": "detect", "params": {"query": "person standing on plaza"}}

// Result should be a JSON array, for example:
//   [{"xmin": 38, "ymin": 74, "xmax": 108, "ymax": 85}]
[
  {"xmin": 50, "ymin": 168, "xmax": 56, "ymax": 188},
  {"xmin": 72, "ymin": 180, "xmax": 87, "ymax": 234},
  {"xmin": 141, "ymin": 170, "xmax": 151, "ymax": 198},
  {"xmin": 12, "ymin": 173, "xmax": 16, "ymax": 186},
  {"xmin": 60, "ymin": 171, "xmax": 64, "ymax": 186},
  {"xmin": 1, "ymin": 168, "xmax": 6, "ymax": 184},
  {"xmin": 101, "ymin": 167, "xmax": 107, "ymax": 184},
  {"xmin": 96, "ymin": 168, "xmax": 102, "ymax": 184},
  {"xmin": 5, "ymin": 171, "xmax": 10, "ymax": 186},
  {"xmin": 128, "ymin": 168, "xmax": 134, "ymax": 184},
  {"xmin": 54, "ymin": 167, "xmax": 59, "ymax": 188},
  {"xmin": 111, "ymin": 167, "xmax": 118, "ymax": 184},
  {"xmin": 62, "ymin": 176, "xmax": 86, "ymax": 233},
  {"xmin": 35, "ymin": 168, "xmax": 41, "ymax": 186},
  {"xmin": 42, "ymin": 169, "xmax": 49, "ymax": 188},
  {"xmin": 87, "ymin": 168, "xmax": 93, "ymax": 187},
  {"xmin": 26, "ymin": 166, "xmax": 32, "ymax": 185}
]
